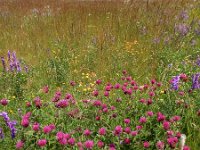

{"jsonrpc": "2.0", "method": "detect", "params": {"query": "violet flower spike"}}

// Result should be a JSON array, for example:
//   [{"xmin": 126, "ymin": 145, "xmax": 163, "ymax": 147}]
[
  {"xmin": 192, "ymin": 73, "xmax": 200, "ymax": 89},
  {"xmin": 171, "ymin": 75, "xmax": 180, "ymax": 90},
  {"xmin": 0, "ymin": 128, "xmax": 4, "ymax": 139},
  {"xmin": 1, "ymin": 57, "xmax": 6, "ymax": 71}
]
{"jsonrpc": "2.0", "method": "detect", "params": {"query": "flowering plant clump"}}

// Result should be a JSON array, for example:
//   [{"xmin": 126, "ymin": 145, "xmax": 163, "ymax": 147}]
[{"xmin": 0, "ymin": 69, "xmax": 199, "ymax": 149}]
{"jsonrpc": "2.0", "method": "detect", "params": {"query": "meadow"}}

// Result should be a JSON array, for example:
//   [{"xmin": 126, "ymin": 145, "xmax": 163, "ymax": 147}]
[{"xmin": 0, "ymin": 0, "xmax": 200, "ymax": 149}]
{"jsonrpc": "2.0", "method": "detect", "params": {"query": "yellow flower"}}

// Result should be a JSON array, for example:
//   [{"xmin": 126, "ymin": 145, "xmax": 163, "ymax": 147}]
[
  {"xmin": 12, "ymin": 96, "xmax": 16, "ymax": 99},
  {"xmin": 160, "ymin": 90, "xmax": 164, "ymax": 94},
  {"xmin": 9, "ymin": 110, "xmax": 13, "ymax": 114}
]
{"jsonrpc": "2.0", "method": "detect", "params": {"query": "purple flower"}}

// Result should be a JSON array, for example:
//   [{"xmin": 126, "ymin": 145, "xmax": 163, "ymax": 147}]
[
  {"xmin": 180, "ymin": 11, "xmax": 189, "ymax": 20},
  {"xmin": 196, "ymin": 57, "xmax": 200, "ymax": 66},
  {"xmin": 0, "ymin": 128, "xmax": 4, "ymax": 139},
  {"xmin": 1, "ymin": 57, "xmax": 6, "ymax": 71},
  {"xmin": 7, "ymin": 50, "xmax": 11, "ymax": 61},
  {"xmin": 175, "ymin": 24, "xmax": 189, "ymax": 36},
  {"xmin": 0, "ymin": 112, "xmax": 17, "ymax": 139},
  {"xmin": 192, "ymin": 73, "xmax": 200, "ymax": 89},
  {"xmin": 170, "ymin": 75, "xmax": 180, "ymax": 90}
]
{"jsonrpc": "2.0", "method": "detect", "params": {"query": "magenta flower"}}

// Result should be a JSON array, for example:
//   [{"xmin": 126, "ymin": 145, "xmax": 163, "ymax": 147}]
[
  {"xmin": 96, "ymin": 79, "xmax": 102, "ymax": 85},
  {"xmin": 171, "ymin": 116, "xmax": 181, "ymax": 122},
  {"xmin": 124, "ymin": 127, "xmax": 131, "ymax": 134},
  {"xmin": 37, "ymin": 139, "xmax": 47, "ymax": 147},
  {"xmin": 16, "ymin": 140, "xmax": 24, "ymax": 149},
  {"xmin": 34, "ymin": 97, "xmax": 42, "ymax": 108},
  {"xmin": 42, "ymin": 85, "xmax": 49, "ymax": 93},
  {"xmin": 183, "ymin": 145, "xmax": 190, "ymax": 150},
  {"xmin": 104, "ymin": 91, "xmax": 109, "ymax": 97},
  {"xmin": 136, "ymin": 125, "xmax": 143, "ymax": 130},
  {"xmin": 146, "ymin": 111, "xmax": 154, "ymax": 117},
  {"xmin": 97, "ymin": 140, "xmax": 104, "ymax": 148},
  {"xmin": 58, "ymin": 138, "xmax": 67, "ymax": 145},
  {"xmin": 114, "ymin": 83, "xmax": 121, "ymax": 89},
  {"xmin": 139, "ymin": 117, "xmax": 147, "ymax": 124},
  {"xmin": 163, "ymin": 121, "xmax": 170, "ymax": 130},
  {"xmin": 114, "ymin": 125, "xmax": 123, "ymax": 136},
  {"xmin": 98, "ymin": 128, "xmax": 106, "ymax": 135},
  {"xmin": 131, "ymin": 131, "xmax": 138, "ymax": 136},
  {"xmin": 56, "ymin": 99, "xmax": 69, "ymax": 108},
  {"xmin": 92, "ymin": 90, "xmax": 99, "ymax": 97},
  {"xmin": 56, "ymin": 131, "xmax": 65, "ymax": 141},
  {"xmin": 167, "ymin": 137, "xmax": 178, "ymax": 148},
  {"xmin": 0, "ymin": 99, "xmax": 8, "ymax": 106},
  {"xmin": 123, "ymin": 138, "xmax": 131, "ymax": 144},
  {"xmin": 157, "ymin": 112, "xmax": 166, "ymax": 122},
  {"xmin": 124, "ymin": 118, "xmax": 131, "ymax": 124},
  {"xmin": 84, "ymin": 140, "xmax": 94, "ymax": 149},
  {"xmin": 32, "ymin": 122, "xmax": 40, "ymax": 132},
  {"xmin": 84, "ymin": 129, "xmax": 91, "ymax": 136},
  {"xmin": 68, "ymin": 138, "xmax": 75, "ymax": 146},
  {"xmin": 21, "ymin": 119, "xmax": 29, "ymax": 128},
  {"xmin": 143, "ymin": 141, "xmax": 150, "ymax": 148},
  {"xmin": 43, "ymin": 126, "xmax": 51, "ymax": 134},
  {"xmin": 156, "ymin": 141, "xmax": 165, "ymax": 150}
]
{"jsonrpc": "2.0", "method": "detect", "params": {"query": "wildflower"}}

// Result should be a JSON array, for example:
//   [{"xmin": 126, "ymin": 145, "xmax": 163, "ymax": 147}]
[
  {"xmin": 114, "ymin": 83, "xmax": 121, "ymax": 89},
  {"xmin": 34, "ymin": 97, "xmax": 42, "ymax": 108},
  {"xmin": 42, "ymin": 85, "xmax": 49, "ymax": 93},
  {"xmin": 175, "ymin": 23, "xmax": 190, "ymax": 36},
  {"xmin": 147, "ymin": 99, "xmax": 153, "ymax": 105},
  {"xmin": 136, "ymin": 125, "xmax": 143, "ymax": 130},
  {"xmin": 163, "ymin": 121, "xmax": 170, "ymax": 130},
  {"xmin": 124, "ymin": 127, "xmax": 131, "ymax": 134},
  {"xmin": 98, "ymin": 128, "xmax": 106, "ymax": 135},
  {"xmin": 32, "ymin": 122, "xmax": 40, "ymax": 132},
  {"xmin": 114, "ymin": 125, "xmax": 123, "ymax": 136},
  {"xmin": 1, "ymin": 57, "xmax": 6, "ymax": 71},
  {"xmin": 68, "ymin": 138, "xmax": 75, "ymax": 146},
  {"xmin": 56, "ymin": 99, "xmax": 69, "ymax": 108},
  {"xmin": 123, "ymin": 138, "xmax": 131, "ymax": 144},
  {"xmin": 167, "ymin": 136, "xmax": 178, "ymax": 148},
  {"xmin": 139, "ymin": 117, "xmax": 147, "ymax": 124},
  {"xmin": 180, "ymin": 74, "xmax": 188, "ymax": 82},
  {"xmin": 124, "ymin": 118, "xmax": 131, "ymax": 124},
  {"xmin": 196, "ymin": 57, "xmax": 200, "ymax": 66},
  {"xmin": 180, "ymin": 10, "xmax": 189, "ymax": 20},
  {"xmin": 171, "ymin": 116, "xmax": 181, "ymax": 122},
  {"xmin": 21, "ymin": 119, "xmax": 29, "ymax": 128},
  {"xmin": 170, "ymin": 75, "xmax": 180, "ymax": 90},
  {"xmin": 149, "ymin": 91, "xmax": 155, "ymax": 97},
  {"xmin": 131, "ymin": 131, "xmax": 138, "ymax": 136},
  {"xmin": 70, "ymin": 81, "xmax": 76, "ymax": 86},
  {"xmin": 83, "ymin": 129, "xmax": 91, "ymax": 136},
  {"xmin": 0, "ymin": 128, "xmax": 4, "ymax": 139},
  {"xmin": 157, "ymin": 112, "xmax": 166, "ymax": 122},
  {"xmin": 144, "ymin": 141, "xmax": 150, "ymax": 148},
  {"xmin": 37, "ymin": 139, "xmax": 47, "ymax": 147},
  {"xmin": 26, "ymin": 102, "xmax": 31, "ymax": 107},
  {"xmin": 97, "ymin": 140, "xmax": 104, "ymax": 148},
  {"xmin": 191, "ymin": 73, "xmax": 200, "ymax": 89},
  {"xmin": 0, "ymin": 112, "xmax": 17, "ymax": 139},
  {"xmin": 156, "ymin": 141, "xmax": 165, "ymax": 150},
  {"xmin": 147, "ymin": 111, "xmax": 154, "ymax": 117},
  {"xmin": 43, "ymin": 126, "xmax": 51, "ymax": 134},
  {"xmin": 104, "ymin": 91, "xmax": 109, "ymax": 97},
  {"xmin": 92, "ymin": 90, "xmax": 99, "ymax": 97},
  {"xmin": 0, "ymin": 98, "xmax": 8, "ymax": 106},
  {"xmin": 183, "ymin": 145, "xmax": 190, "ymax": 150},
  {"xmin": 96, "ymin": 79, "xmax": 102, "ymax": 85},
  {"xmin": 84, "ymin": 140, "xmax": 94, "ymax": 149},
  {"xmin": 16, "ymin": 140, "xmax": 24, "ymax": 149}
]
